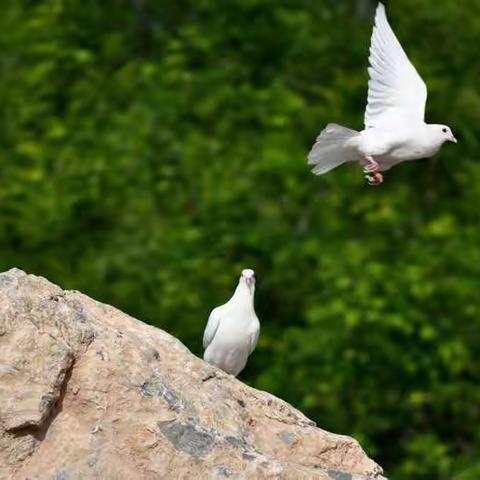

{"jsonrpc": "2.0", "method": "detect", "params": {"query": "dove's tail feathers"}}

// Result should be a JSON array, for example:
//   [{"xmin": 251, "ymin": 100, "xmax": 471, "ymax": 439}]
[{"xmin": 308, "ymin": 124, "xmax": 359, "ymax": 175}]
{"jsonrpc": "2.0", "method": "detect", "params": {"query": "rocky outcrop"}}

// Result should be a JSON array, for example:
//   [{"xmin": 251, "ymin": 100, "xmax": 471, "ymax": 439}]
[{"xmin": 0, "ymin": 269, "xmax": 385, "ymax": 479}]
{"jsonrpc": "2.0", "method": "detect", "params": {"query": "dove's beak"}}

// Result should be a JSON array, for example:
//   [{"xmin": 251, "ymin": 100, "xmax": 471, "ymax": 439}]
[
  {"xmin": 240, "ymin": 269, "xmax": 256, "ymax": 293},
  {"xmin": 242, "ymin": 276, "xmax": 255, "ymax": 293},
  {"xmin": 450, "ymin": 135, "xmax": 458, "ymax": 144}
]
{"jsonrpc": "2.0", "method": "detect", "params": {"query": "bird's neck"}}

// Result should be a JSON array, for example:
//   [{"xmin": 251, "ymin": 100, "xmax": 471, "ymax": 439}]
[{"xmin": 230, "ymin": 282, "xmax": 255, "ymax": 307}]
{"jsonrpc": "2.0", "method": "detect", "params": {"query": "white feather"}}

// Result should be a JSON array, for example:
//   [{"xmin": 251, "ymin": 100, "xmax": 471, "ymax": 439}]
[
  {"xmin": 202, "ymin": 308, "xmax": 221, "ymax": 349},
  {"xmin": 364, "ymin": 3, "xmax": 427, "ymax": 129},
  {"xmin": 203, "ymin": 272, "xmax": 260, "ymax": 376},
  {"xmin": 307, "ymin": 3, "xmax": 456, "ymax": 182}
]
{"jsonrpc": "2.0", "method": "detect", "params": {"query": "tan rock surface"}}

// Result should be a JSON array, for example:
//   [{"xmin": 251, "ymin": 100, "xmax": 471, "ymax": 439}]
[{"xmin": 0, "ymin": 269, "xmax": 386, "ymax": 480}]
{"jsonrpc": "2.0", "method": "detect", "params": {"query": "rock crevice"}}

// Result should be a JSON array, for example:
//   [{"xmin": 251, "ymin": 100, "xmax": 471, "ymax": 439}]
[{"xmin": 0, "ymin": 269, "xmax": 385, "ymax": 480}]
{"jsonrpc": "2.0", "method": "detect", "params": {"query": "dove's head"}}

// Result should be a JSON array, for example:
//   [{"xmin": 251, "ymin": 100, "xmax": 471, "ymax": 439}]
[
  {"xmin": 431, "ymin": 125, "xmax": 457, "ymax": 145},
  {"xmin": 239, "ymin": 268, "xmax": 256, "ymax": 294}
]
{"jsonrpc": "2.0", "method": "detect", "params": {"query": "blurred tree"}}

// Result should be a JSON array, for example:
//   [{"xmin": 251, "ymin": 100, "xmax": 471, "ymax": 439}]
[{"xmin": 0, "ymin": 1, "xmax": 479, "ymax": 478}]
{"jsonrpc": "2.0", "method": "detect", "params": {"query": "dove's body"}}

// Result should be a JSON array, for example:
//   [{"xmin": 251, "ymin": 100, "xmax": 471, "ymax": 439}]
[
  {"xmin": 204, "ymin": 302, "xmax": 256, "ymax": 375},
  {"xmin": 353, "ymin": 125, "xmax": 446, "ymax": 171},
  {"xmin": 308, "ymin": 3, "xmax": 456, "ymax": 184},
  {"xmin": 203, "ymin": 270, "xmax": 260, "ymax": 376}
]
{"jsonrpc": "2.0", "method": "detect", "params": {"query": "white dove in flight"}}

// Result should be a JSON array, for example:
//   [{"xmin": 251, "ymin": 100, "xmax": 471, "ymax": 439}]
[
  {"xmin": 308, "ymin": 2, "xmax": 457, "ymax": 186},
  {"xmin": 203, "ymin": 269, "xmax": 260, "ymax": 376}
]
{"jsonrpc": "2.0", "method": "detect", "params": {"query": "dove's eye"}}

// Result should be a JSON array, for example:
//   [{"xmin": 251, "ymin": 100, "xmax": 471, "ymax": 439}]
[{"xmin": 442, "ymin": 128, "xmax": 448, "ymax": 133}]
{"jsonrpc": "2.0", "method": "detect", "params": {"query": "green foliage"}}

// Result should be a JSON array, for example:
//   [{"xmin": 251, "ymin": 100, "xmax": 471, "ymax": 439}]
[{"xmin": 1, "ymin": 1, "xmax": 479, "ymax": 478}]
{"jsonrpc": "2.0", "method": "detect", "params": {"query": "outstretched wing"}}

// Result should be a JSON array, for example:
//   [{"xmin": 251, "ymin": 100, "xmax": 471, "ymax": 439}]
[
  {"xmin": 203, "ymin": 308, "xmax": 221, "ymax": 349},
  {"xmin": 365, "ymin": 3, "xmax": 427, "ymax": 129}
]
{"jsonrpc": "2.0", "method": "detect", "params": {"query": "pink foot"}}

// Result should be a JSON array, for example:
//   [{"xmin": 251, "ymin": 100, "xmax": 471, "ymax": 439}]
[{"xmin": 365, "ymin": 172, "xmax": 384, "ymax": 186}]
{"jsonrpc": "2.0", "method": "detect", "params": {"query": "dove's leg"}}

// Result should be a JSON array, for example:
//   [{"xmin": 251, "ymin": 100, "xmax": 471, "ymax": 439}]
[{"xmin": 363, "ymin": 155, "xmax": 379, "ymax": 173}]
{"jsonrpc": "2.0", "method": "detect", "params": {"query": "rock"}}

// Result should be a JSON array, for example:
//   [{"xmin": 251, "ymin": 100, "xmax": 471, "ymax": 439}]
[{"xmin": 0, "ymin": 269, "xmax": 386, "ymax": 480}]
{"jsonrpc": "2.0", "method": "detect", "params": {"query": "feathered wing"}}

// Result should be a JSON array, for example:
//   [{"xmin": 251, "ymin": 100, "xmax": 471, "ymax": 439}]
[
  {"xmin": 365, "ymin": 3, "xmax": 427, "ymax": 129},
  {"xmin": 203, "ymin": 308, "xmax": 221, "ymax": 349},
  {"xmin": 248, "ymin": 317, "xmax": 260, "ymax": 355}
]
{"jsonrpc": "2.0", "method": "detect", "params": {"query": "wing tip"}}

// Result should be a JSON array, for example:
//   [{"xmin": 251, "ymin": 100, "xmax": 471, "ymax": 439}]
[{"xmin": 376, "ymin": 2, "xmax": 387, "ymax": 19}]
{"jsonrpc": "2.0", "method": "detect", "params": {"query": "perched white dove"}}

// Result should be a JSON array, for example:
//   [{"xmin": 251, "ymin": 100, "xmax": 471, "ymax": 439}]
[
  {"xmin": 308, "ymin": 2, "xmax": 457, "ymax": 185},
  {"xmin": 203, "ymin": 269, "xmax": 260, "ymax": 376}
]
